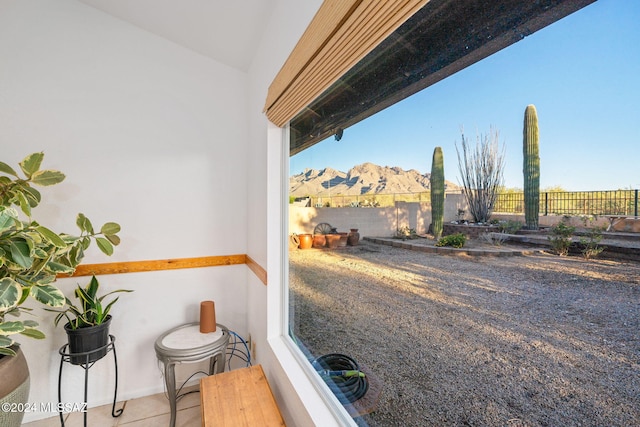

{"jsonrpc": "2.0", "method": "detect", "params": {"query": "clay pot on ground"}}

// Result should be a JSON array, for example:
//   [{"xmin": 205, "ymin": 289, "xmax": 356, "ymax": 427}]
[
  {"xmin": 325, "ymin": 234, "xmax": 341, "ymax": 249},
  {"xmin": 312, "ymin": 234, "xmax": 326, "ymax": 248},
  {"xmin": 338, "ymin": 233, "xmax": 348, "ymax": 247},
  {"xmin": 348, "ymin": 229, "xmax": 360, "ymax": 246},
  {"xmin": 298, "ymin": 233, "xmax": 313, "ymax": 249}
]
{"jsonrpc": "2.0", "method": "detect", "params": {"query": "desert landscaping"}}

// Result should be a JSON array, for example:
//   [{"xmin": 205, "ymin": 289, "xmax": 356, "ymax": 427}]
[{"xmin": 289, "ymin": 238, "xmax": 640, "ymax": 426}]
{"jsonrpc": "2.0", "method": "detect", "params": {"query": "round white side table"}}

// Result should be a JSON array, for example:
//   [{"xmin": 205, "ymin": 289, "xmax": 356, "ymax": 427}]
[{"xmin": 154, "ymin": 322, "xmax": 229, "ymax": 427}]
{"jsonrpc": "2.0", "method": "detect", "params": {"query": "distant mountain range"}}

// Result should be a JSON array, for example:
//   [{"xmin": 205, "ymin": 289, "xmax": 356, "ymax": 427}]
[{"xmin": 290, "ymin": 162, "xmax": 460, "ymax": 196}]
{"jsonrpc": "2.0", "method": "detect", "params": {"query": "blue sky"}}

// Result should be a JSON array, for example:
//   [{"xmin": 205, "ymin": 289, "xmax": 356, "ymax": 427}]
[{"xmin": 290, "ymin": 0, "xmax": 639, "ymax": 191}]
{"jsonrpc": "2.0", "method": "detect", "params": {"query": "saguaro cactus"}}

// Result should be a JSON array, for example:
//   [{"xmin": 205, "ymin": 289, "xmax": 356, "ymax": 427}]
[
  {"xmin": 430, "ymin": 146, "xmax": 445, "ymax": 239},
  {"xmin": 523, "ymin": 104, "xmax": 540, "ymax": 230}
]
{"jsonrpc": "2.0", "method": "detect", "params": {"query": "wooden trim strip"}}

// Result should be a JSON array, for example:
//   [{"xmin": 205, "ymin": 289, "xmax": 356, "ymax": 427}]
[
  {"xmin": 62, "ymin": 254, "xmax": 248, "ymax": 278},
  {"xmin": 245, "ymin": 255, "xmax": 268, "ymax": 286}
]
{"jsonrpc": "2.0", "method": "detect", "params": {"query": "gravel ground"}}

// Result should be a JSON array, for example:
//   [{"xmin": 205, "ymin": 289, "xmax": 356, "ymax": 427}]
[{"xmin": 289, "ymin": 239, "xmax": 640, "ymax": 427}]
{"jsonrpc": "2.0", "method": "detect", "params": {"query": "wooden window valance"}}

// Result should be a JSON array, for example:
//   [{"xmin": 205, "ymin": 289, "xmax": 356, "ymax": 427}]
[{"xmin": 263, "ymin": 0, "xmax": 428, "ymax": 127}]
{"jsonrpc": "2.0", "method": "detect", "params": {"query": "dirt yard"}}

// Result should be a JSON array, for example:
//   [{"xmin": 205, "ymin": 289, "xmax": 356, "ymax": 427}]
[{"xmin": 289, "ymin": 239, "xmax": 640, "ymax": 426}]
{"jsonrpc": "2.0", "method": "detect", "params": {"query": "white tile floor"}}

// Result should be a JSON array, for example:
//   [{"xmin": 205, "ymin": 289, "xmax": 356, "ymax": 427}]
[{"xmin": 22, "ymin": 386, "xmax": 201, "ymax": 427}]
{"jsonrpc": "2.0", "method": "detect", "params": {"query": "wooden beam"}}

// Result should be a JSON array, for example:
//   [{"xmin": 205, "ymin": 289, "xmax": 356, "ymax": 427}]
[
  {"xmin": 246, "ymin": 255, "xmax": 268, "ymax": 286},
  {"xmin": 61, "ymin": 254, "xmax": 248, "ymax": 278}
]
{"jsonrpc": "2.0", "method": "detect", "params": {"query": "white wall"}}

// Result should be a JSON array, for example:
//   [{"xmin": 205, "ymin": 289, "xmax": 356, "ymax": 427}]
[
  {"xmin": 0, "ymin": 0, "xmax": 249, "ymax": 422},
  {"xmin": 288, "ymin": 194, "xmax": 470, "ymax": 237}
]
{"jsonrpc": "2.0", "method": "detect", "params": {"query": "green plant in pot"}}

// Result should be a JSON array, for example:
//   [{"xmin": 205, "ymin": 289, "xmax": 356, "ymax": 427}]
[
  {"xmin": 0, "ymin": 152, "xmax": 120, "ymax": 426},
  {"xmin": 47, "ymin": 275, "xmax": 132, "ymax": 365}
]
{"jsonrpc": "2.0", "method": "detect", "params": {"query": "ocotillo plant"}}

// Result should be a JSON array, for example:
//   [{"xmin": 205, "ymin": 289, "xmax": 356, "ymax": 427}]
[
  {"xmin": 523, "ymin": 104, "xmax": 540, "ymax": 230},
  {"xmin": 430, "ymin": 146, "xmax": 445, "ymax": 239},
  {"xmin": 456, "ymin": 127, "xmax": 505, "ymax": 223}
]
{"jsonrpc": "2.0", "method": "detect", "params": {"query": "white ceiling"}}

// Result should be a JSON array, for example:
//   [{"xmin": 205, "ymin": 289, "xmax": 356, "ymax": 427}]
[{"xmin": 78, "ymin": 0, "xmax": 274, "ymax": 71}]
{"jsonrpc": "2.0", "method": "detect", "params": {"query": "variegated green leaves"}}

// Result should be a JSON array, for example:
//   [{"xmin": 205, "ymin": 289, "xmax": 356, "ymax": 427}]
[
  {"xmin": 0, "ymin": 277, "xmax": 21, "ymax": 314},
  {"xmin": 0, "ymin": 277, "xmax": 48, "ymax": 356},
  {"xmin": 0, "ymin": 153, "xmax": 121, "ymax": 354},
  {"xmin": 76, "ymin": 213, "xmax": 121, "ymax": 256},
  {"xmin": 0, "ymin": 152, "xmax": 65, "ymax": 217},
  {"xmin": 0, "ymin": 207, "xmax": 103, "ymax": 284}
]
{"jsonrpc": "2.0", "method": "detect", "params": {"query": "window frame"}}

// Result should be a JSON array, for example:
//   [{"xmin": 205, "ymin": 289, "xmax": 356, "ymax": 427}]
[{"xmin": 266, "ymin": 121, "xmax": 356, "ymax": 426}]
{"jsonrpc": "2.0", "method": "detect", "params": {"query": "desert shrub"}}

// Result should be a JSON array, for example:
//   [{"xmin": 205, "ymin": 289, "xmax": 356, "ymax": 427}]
[
  {"xmin": 580, "ymin": 226, "xmax": 605, "ymax": 260},
  {"xmin": 480, "ymin": 232, "xmax": 508, "ymax": 246},
  {"xmin": 548, "ymin": 221, "xmax": 575, "ymax": 256},
  {"xmin": 436, "ymin": 233, "xmax": 466, "ymax": 248},
  {"xmin": 395, "ymin": 226, "xmax": 418, "ymax": 240},
  {"xmin": 499, "ymin": 220, "xmax": 523, "ymax": 234}
]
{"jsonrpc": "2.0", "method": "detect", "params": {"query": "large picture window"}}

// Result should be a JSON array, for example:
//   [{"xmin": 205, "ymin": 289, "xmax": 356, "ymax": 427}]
[{"xmin": 278, "ymin": 0, "xmax": 637, "ymax": 426}]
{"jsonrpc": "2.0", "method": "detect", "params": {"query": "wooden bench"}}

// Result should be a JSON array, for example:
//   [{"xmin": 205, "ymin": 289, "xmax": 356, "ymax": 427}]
[{"xmin": 200, "ymin": 364, "xmax": 285, "ymax": 426}]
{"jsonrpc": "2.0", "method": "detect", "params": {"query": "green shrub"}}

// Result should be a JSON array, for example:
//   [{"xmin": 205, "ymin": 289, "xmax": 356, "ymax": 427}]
[
  {"xmin": 499, "ymin": 220, "xmax": 523, "ymax": 234},
  {"xmin": 548, "ymin": 221, "xmax": 575, "ymax": 256},
  {"xmin": 436, "ymin": 233, "xmax": 466, "ymax": 248},
  {"xmin": 580, "ymin": 226, "xmax": 605, "ymax": 260}
]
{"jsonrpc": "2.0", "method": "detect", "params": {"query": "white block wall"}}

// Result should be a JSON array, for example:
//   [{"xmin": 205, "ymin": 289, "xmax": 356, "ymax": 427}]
[{"xmin": 0, "ymin": 1, "xmax": 249, "ymax": 421}]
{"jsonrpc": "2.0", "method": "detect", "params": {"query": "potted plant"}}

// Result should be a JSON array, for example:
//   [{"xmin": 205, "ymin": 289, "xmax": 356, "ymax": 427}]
[
  {"xmin": 47, "ymin": 275, "xmax": 132, "ymax": 364},
  {"xmin": 0, "ymin": 152, "xmax": 120, "ymax": 426}
]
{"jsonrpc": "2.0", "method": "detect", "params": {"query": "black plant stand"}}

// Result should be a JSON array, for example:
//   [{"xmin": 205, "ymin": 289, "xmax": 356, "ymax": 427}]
[{"xmin": 57, "ymin": 335, "xmax": 124, "ymax": 427}]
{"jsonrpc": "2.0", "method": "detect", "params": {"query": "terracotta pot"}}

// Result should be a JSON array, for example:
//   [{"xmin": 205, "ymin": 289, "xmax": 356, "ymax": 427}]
[
  {"xmin": 338, "ymin": 232, "xmax": 348, "ymax": 247},
  {"xmin": 298, "ymin": 233, "xmax": 313, "ymax": 249},
  {"xmin": 0, "ymin": 346, "xmax": 30, "ymax": 427},
  {"xmin": 200, "ymin": 300, "xmax": 217, "ymax": 333},
  {"xmin": 312, "ymin": 234, "xmax": 326, "ymax": 248},
  {"xmin": 325, "ymin": 233, "xmax": 341, "ymax": 249},
  {"xmin": 348, "ymin": 229, "xmax": 360, "ymax": 246}
]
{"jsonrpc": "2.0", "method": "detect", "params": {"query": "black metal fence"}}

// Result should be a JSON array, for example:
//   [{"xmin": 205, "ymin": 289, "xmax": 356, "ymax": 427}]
[
  {"xmin": 307, "ymin": 189, "xmax": 640, "ymax": 217},
  {"xmin": 494, "ymin": 189, "xmax": 639, "ymax": 217},
  {"xmin": 308, "ymin": 191, "xmax": 439, "ymax": 208},
  {"xmin": 305, "ymin": 189, "xmax": 640, "ymax": 217}
]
